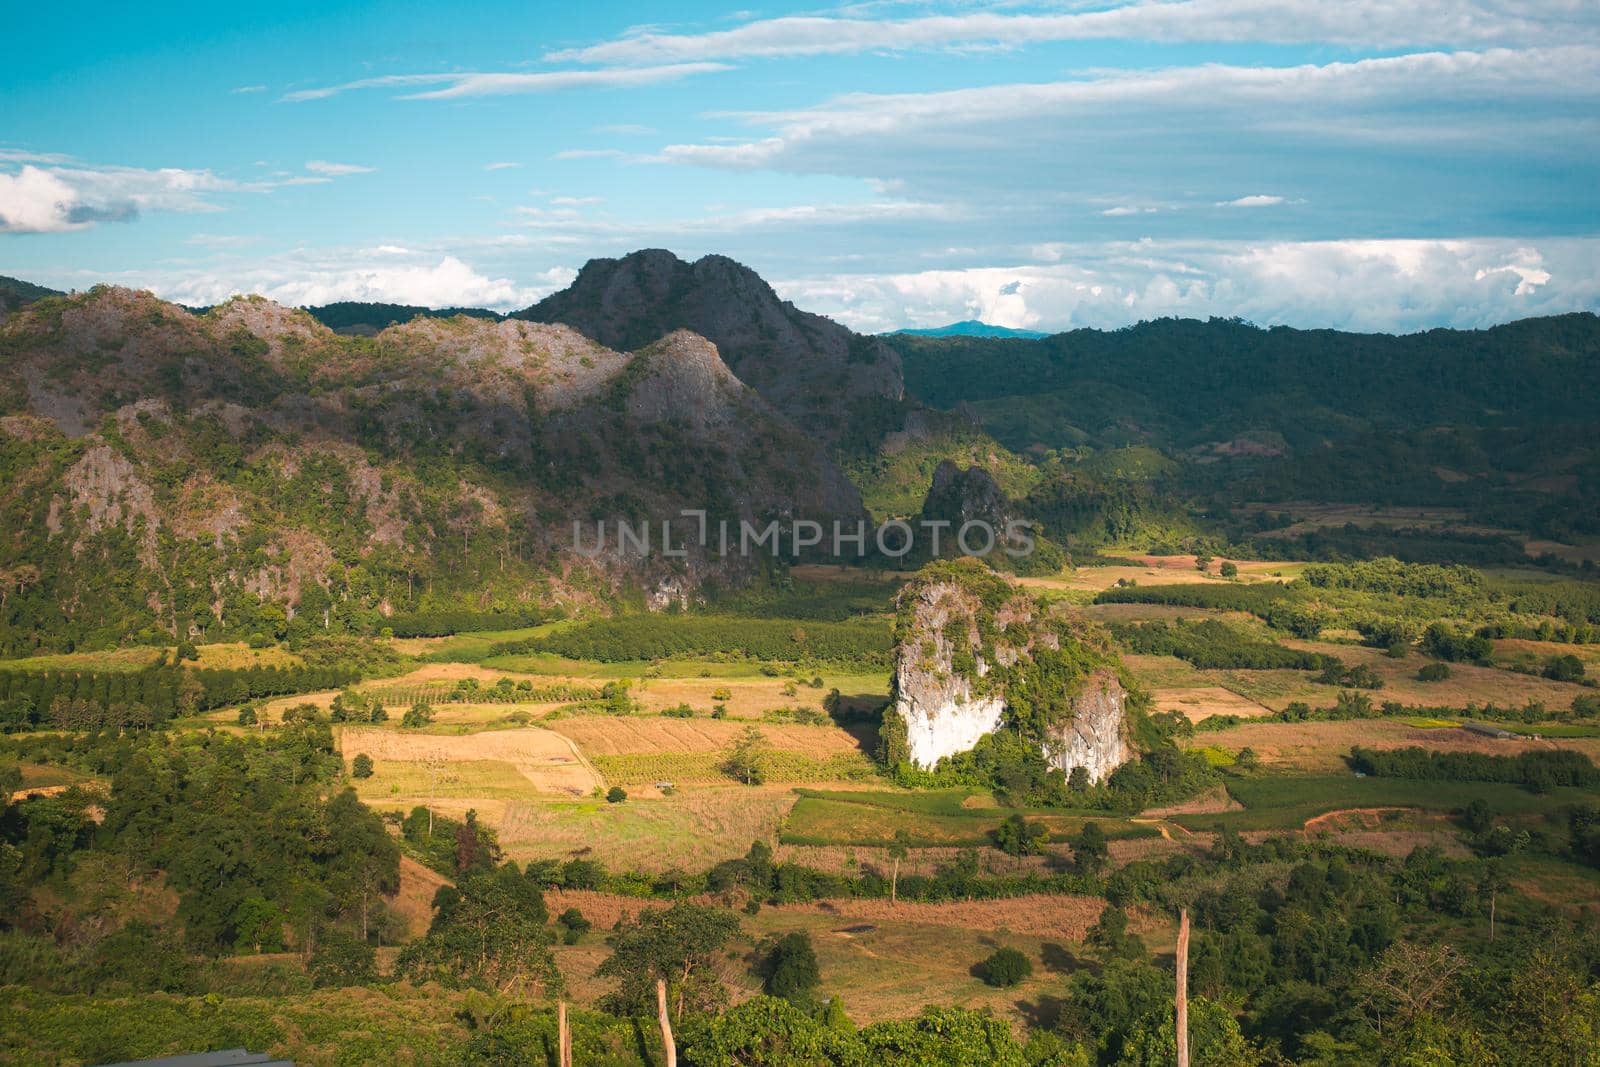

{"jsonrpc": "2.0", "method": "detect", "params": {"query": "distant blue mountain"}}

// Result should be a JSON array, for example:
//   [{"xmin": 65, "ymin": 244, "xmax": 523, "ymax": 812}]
[{"xmin": 887, "ymin": 319, "xmax": 1048, "ymax": 339}]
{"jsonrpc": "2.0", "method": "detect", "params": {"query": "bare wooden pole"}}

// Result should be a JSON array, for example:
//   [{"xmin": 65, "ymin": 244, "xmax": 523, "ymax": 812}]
[
  {"xmin": 1176, "ymin": 908, "xmax": 1191, "ymax": 1067},
  {"xmin": 558, "ymin": 1000, "xmax": 572, "ymax": 1067},
  {"xmin": 657, "ymin": 978, "xmax": 676, "ymax": 1067}
]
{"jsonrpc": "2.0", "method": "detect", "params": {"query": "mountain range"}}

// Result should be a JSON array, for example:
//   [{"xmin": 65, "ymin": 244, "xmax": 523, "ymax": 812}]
[{"xmin": 2, "ymin": 251, "xmax": 1597, "ymax": 653}]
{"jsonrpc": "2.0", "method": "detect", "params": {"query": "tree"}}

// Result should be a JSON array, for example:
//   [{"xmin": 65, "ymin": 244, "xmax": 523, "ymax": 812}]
[
  {"xmin": 598, "ymin": 900, "xmax": 740, "ymax": 1017},
  {"xmin": 606, "ymin": 786, "xmax": 627, "ymax": 803},
  {"xmin": 1087, "ymin": 904, "xmax": 1145, "ymax": 960},
  {"xmin": 887, "ymin": 829, "xmax": 911, "ymax": 906},
  {"xmin": 992, "ymin": 814, "xmax": 1048, "ymax": 856},
  {"xmin": 321, "ymin": 787, "xmax": 400, "ymax": 941},
  {"xmin": 1235, "ymin": 747, "xmax": 1260, "ymax": 772},
  {"xmin": 723, "ymin": 725, "xmax": 770, "ymax": 786},
  {"xmin": 978, "ymin": 947, "xmax": 1033, "ymax": 987},
  {"xmin": 1071, "ymin": 821, "xmax": 1109, "ymax": 874},
  {"xmin": 1476, "ymin": 861, "xmax": 1511, "ymax": 942},
  {"xmin": 1219, "ymin": 561, "xmax": 1238, "ymax": 579},
  {"xmin": 397, "ymin": 863, "xmax": 557, "ymax": 997},
  {"xmin": 351, "ymin": 753, "xmax": 374, "ymax": 779},
  {"xmin": 760, "ymin": 931, "xmax": 821, "ymax": 1003},
  {"xmin": 401, "ymin": 701, "xmax": 434, "ymax": 728}
]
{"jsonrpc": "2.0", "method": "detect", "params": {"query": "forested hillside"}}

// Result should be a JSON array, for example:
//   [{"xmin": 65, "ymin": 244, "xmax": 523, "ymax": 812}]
[
  {"xmin": 0, "ymin": 286, "xmax": 863, "ymax": 653},
  {"xmin": 887, "ymin": 314, "xmax": 1600, "ymax": 544}
]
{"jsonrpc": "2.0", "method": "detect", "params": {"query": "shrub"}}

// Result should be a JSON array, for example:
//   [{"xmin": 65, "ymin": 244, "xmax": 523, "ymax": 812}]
[
  {"xmin": 1418, "ymin": 662, "xmax": 1452, "ymax": 682},
  {"xmin": 760, "ymin": 931, "xmax": 822, "ymax": 1002},
  {"xmin": 978, "ymin": 947, "xmax": 1033, "ymax": 987},
  {"xmin": 606, "ymin": 786, "xmax": 627, "ymax": 804},
  {"xmin": 991, "ymin": 814, "xmax": 1049, "ymax": 856},
  {"xmin": 351, "ymin": 753, "xmax": 374, "ymax": 779}
]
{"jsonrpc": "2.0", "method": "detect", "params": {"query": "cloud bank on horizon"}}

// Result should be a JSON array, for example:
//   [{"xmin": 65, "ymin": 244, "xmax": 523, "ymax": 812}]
[{"xmin": 0, "ymin": 1, "xmax": 1596, "ymax": 332}]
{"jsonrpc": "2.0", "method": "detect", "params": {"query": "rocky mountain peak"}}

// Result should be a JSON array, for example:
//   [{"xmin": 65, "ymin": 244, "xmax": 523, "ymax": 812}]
[{"xmin": 517, "ymin": 249, "xmax": 905, "ymax": 446}]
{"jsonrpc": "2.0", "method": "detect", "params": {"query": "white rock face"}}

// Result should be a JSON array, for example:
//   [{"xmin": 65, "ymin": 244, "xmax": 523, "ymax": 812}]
[
  {"xmin": 1044, "ymin": 670, "xmax": 1129, "ymax": 784},
  {"xmin": 899, "ymin": 682, "xmax": 1006, "ymax": 770},
  {"xmin": 891, "ymin": 573, "xmax": 1131, "ymax": 777}
]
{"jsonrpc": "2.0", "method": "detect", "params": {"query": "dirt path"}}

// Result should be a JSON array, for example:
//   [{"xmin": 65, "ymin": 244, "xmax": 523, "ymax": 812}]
[{"xmin": 1302, "ymin": 806, "xmax": 1413, "ymax": 834}]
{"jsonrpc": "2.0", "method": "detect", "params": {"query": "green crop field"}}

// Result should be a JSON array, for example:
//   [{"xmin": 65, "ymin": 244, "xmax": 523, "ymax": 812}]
[
  {"xmin": 1171, "ymin": 773, "xmax": 1592, "ymax": 832},
  {"xmin": 781, "ymin": 789, "xmax": 1153, "ymax": 847}
]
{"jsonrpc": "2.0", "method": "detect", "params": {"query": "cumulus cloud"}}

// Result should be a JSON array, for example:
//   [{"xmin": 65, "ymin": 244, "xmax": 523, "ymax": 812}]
[
  {"xmin": 0, "ymin": 162, "xmax": 247, "ymax": 233},
  {"xmin": 550, "ymin": 1, "xmax": 1600, "ymax": 65},
  {"xmin": 111, "ymin": 248, "xmax": 564, "ymax": 312},
  {"xmin": 282, "ymin": 62, "xmax": 729, "ymax": 102},
  {"xmin": 771, "ymin": 237, "xmax": 1600, "ymax": 334}
]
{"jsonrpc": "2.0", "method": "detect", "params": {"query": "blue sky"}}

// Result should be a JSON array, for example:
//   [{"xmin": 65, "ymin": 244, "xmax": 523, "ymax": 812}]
[{"xmin": 2, "ymin": 0, "xmax": 1597, "ymax": 332}]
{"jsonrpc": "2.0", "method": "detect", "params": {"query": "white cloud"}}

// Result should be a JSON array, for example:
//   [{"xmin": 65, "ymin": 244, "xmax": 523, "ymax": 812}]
[
  {"xmin": 1218, "ymin": 194, "xmax": 1287, "ymax": 207},
  {"xmin": 771, "ymin": 237, "xmax": 1600, "ymax": 334},
  {"xmin": 552, "ymin": 149, "xmax": 629, "ymax": 161},
  {"xmin": 305, "ymin": 160, "xmax": 375, "ymax": 176},
  {"xmin": 549, "ymin": 2, "xmax": 1600, "ymax": 65},
  {"xmin": 115, "ymin": 250, "xmax": 556, "ymax": 312},
  {"xmin": 184, "ymin": 233, "xmax": 261, "ymax": 249},
  {"xmin": 0, "ymin": 162, "xmax": 248, "ymax": 233},
  {"xmin": 549, "ymin": 196, "xmax": 604, "ymax": 206},
  {"xmin": 230, "ymin": 85, "xmax": 267, "ymax": 94},
  {"xmin": 282, "ymin": 62, "xmax": 729, "ymax": 103},
  {"xmin": 484, "ymin": 161, "xmax": 521, "ymax": 171}
]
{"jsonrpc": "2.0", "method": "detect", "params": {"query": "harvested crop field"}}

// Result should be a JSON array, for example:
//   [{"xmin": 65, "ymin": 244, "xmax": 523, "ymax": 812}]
[
  {"xmin": 497, "ymin": 787, "xmax": 798, "ymax": 870},
  {"xmin": 548, "ymin": 716, "xmax": 870, "ymax": 757},
  {"xmin": 1151, "ymin": 686, "xmax": 1274, "ymax": 721},
  {"xmin": 337, "ymin": 725, "xmax": 600, "ymax": 795}
]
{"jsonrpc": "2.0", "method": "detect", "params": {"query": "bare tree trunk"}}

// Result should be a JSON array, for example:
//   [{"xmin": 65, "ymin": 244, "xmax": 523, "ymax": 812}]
[
  {"xmin": 558, "ymin": 1000, "xmax": 572, "ymax": 1067},
  {"xmin": 1176, "ymin": 908, "xmax": 1191, "ymax": 1067},
  {"xmin": 891, "ymin": 858, "xmax": 899, "ymax": 906},
  {"xmin": 657, "ymin": 978, "xmax": 676, "ymax": 1067}
]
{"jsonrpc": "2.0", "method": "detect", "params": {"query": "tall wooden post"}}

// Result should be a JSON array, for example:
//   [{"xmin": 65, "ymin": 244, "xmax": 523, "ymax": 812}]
[
  {"xmin": 657, "ymin": 978, "xmax": 677, "ymax": 1067},
  {"xmin": 558, "ymin": 999, "xmax": 572, "ymax": 1067},
  {"xmin": 1176, "ymin": 908, "xmax": 1191, "ymax": 1067}
]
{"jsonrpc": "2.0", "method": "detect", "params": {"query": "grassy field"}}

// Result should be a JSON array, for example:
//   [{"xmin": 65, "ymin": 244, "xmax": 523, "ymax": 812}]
[
  {"xmin": 780, "ymin": 789, "xmax": 1153, "ymax": 847},
  {"xmin": 496, "ymin": 787, "xmax": 800, "ymax": 871},
  {"xmin": 1171, "ymin": 773, "xmax": 1593, "ymax": 832}
]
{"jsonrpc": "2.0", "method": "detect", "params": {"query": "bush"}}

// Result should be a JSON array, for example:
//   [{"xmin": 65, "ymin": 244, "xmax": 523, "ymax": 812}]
[
  {"xmin": 1418, "ymin": 662, "xmax": 1452, "ymax": 682},
  {"xmin": 1543, "ymin": 655, "xmax": 1586, "ymax": 682},
  {"xmin": 401, "ymin": 702, "xmax": 434, "ymax": 728},
  {"xmin": 236, "ymin": 707, "xmax": 257, "ymax": 726},
  {"xmin": 351, "ymin": 753, "xmax": 374, "ymax": 779},
  {"xmin": 991, "ymin": 814, "xmax": 1049, "ymax": 856},
  {"xmin": 978, "ymin": 947, "xmax": 1033, "ymax": 987},
  {"xmin": 606, "ymin": 786, "xmax": 627, "ymax": 804},
  {"xmin": 759, "ymin": 931, "xmax": 822, "ymax": 1002}
]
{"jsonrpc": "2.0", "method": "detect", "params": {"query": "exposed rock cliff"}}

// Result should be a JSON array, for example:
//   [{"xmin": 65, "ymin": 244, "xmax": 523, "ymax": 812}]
[
  {"xmin": 1043, "ymin": 669, "xmax": 1128, "ymax": 783},
  {"xmin": 887, "ymin": 559, "xmax": 1131, "ymax": 783}
]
